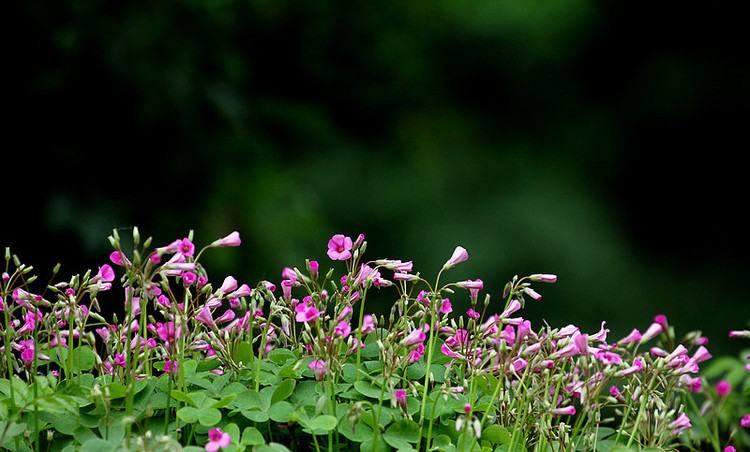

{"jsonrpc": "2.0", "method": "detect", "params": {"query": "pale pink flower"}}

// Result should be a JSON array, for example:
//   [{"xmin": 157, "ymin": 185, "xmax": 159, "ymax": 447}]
[
  {"xmin": 308, "ymin": 359, "xmax": 327, "ymax": 381},
  {"xmin": 616, "ymin": 358, "xmax": 644, "ymax": 377},
  {"xmin": 500, "ymin": 299, "xmax": 522, "ymax": 318},
  {"xmin": 195, "ymin": 306, "xmax": 217, "ymax": 330},
  {"xmin": 229, "ymin": 284, "xmax": 252, "ymax": 298},
  {"xmin": 218, "ymin": 276, "xmax": 238, "ymax": 295},
  {"xmin": 215, "ymin": 310, "xmax": 236, "ymax": 325},
  {"xmin": 455, "ymin": 279, "xmax": 483, "ymax": 290},
  {"xmin": 156, "ymin": 239, "xmax": 183, "ymax": 254},
  {"xmin": 640, "ymin": 321, "xmax": 664, "ymax": 343},
  {"xmin": 617, "ymin": 328, "xmax": 642, "ymax": 346},
  {"xmin": 401, "ymin": 328, "xmax": 426, "ymax": 347},
  {"xmin": 360, "ymin": 314, "xmax": 376, "ymax": 334},
  {"xmin": 529, "ymin": 274, "xmax": 557, "ymax": 283},
  {"xmin": 668, "ymin": 412, "xmax": 692, "ymax": 434},
  {"xmin": 205, "ymin": 428, "xmax": 231, "ymax": 451},
  {"xmin": 211, "ymin": 231, "xmax": 241, "ymax": 248},
  {"xmin": 692, "ymin": 345, "xmax": 712, "ymax": 364},
  {"xmin": 327, "ymin": 234, "xmax": 353, "ymax": 261},
  {"xmin": 729, "ymin": 330, "xmax": 750, "ymax": 338},
  {"xmin": 443, "ymin": 246, "xmax": 469, "ymax": 270},
  {"xmin": 523, "ymin": 287, "xmax": 542, "ymax": 301},
  {"xmin": 92, "ymin": 264, "xmax": 115, "ymax": 284},
  {"xmin": 509, "ymin": 358, "xmax": 527, "ymax": 374}
]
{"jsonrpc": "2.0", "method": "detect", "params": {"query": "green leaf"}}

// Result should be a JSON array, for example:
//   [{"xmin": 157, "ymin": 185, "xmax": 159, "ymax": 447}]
[
  {"xmin": 212, "ymin": 393, "xmax": 236, "ymax": 409},
  {"xmin": 268, "ymin": 401, "xmax": 294, "ymax": 423},
  {"xmin": 241, "ymin": 409, "xmax": 269, "ymax": 423},
  {"xmin": 268, "ymin": 348, "xmax": 297, "ymax": 366},
  {"xmin": 481, "ymin": 425, "xmax": 510, "ymax": 444},
  {"xmin": 196, "ymin": 359, "xmax": 221, "ymax": 372},
  {"xmin": 80, "ymin": 438, "xmax": 118, "ymax": 452},
  {"xmin": 354, "ymin": 380, "xmax": 387, "ymax": 400},
  {"xmin": 231, "ymin": 389, "xmax": 263, "ymax": 410},
  {"xmin": 241, "ymin": 426, "xmax": 265, "ymax": 446},
  {"xmin": 177, "ymin": 406, "xmax": 200, "ymax": 423},
  {"xmin": 198, "ymin": 407, "xmax": 222, "ymax": 426},
  {"xmin": 170, "ymin": 389, "xmax": 196, "ymax": 407},
  {"xmin": 306, "ymin": 414, "xmax": 338, "ymax": 433},
  {"xmin": 383, "ymin": 419, "xmax": 420, "ymax": 449},
  {"xmin": 271, "ymin": 379, "xmax": 296, "ymax": 405}
]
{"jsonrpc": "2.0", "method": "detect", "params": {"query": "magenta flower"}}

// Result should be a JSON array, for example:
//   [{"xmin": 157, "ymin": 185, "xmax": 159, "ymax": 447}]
[
  {"xmin": 295, "ymin": 300, "xmax": 320, "ymax": 323},
  {"xmin": 716, "ymin": 380, "xmax": 732, "ymax": 397},
  {"xmin": 327, "ymin": 234, "xmax": 353, "ymax": 260},
  {"xmin": 440, "ymin": 298, "xmax": 453, "ymax": 315},
  {"xmin": 92, "ymin": 264, "xmax": 115, "ymax": 284},
  {"xmin": 692, "ymin": 345, "xmax": 712, "ymax": 364},
  {"xmin": 741, "ymin": 414, "xmax": 750, "ymax": 428},
  {"xmin": 211, "ymin": 231, "xmax": 241, "ymax": 248},
  {"xmin": 724, "ymin": 446, "xmax": 736, "ymax": 452},
  {"xmin": 179, "ymin": 238, "xmax": 195, "ymax": 256},
  {"xmin": 394, "ymin": 389, "xmax": 407, "ymax": 411},
  {"xmin": 109, "ymin": 251, "xmax": 131, "ymax": 266},
  {"xmin": 164, "ymin": 359, "xmax": 178, "ymax": 374},
  {"xmin": 308, "ymin": 260, "xmax": 319, "ymax": 279},
  {"xmin": 443, "ymin": 246, "xmax": 469, "ymax": 270},
  {"xmin": 552, "ymin": 405, "xmax": 576, "ymax": 416},
  {"xmin": 205, "ymin": 428, "xmax": 231, "ymax": 451},
  {"xmin": 500, "ymin": 299, "xmax": 522, "ymax": 318},
  {"xmin": 182, "ymin": 271, "xmax": 197, "ymax": 286},
  {"xmin": 334, "ymin": 321, "xmax": 351, "ymax": 338}
]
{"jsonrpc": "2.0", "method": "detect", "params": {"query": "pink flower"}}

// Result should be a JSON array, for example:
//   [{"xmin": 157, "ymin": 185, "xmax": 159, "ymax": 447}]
[
  {"xmin": 455, "ymin": 279, "xmax": 483, "ymax": 290},
  {"xmin": 334, "ymin": 321, "xmax": 351, "ymax": 338},
  {"xmin": 716, "ymin": 380, "xmax": 732, "ymax": 397},
  {"xmin": 500, "ymin": 299, "xmax": 522, "ymax": 318},
  {"xmin": 640, "ymin": 321, "xmax": 664, "ymax": 343},
  {"xmin": 616, "ymin": 358, "xmax": 644, "ymax": 377},
  {"xmin": 360, "ymin": 314, "xmax": 376, "ymax": 334},
  {"xmin": 617, "ymin": 328, "xmax": 642, "ymax": 346},
  {"xmin": 164, "ymin": 359, "xmax": 178, "ymax": 374},
  {"xmin": 668, "ymin": 412, "xmax": 692, "ymax": 434},
  {"xmin": 205, "ymin": 428, "xmax": 231, "ymax": 451},
  {"xmin": 443, "ymin": 246, "xmax": 469, "ymax": 270},
  {"xmin": 179, "ymin": 238, "xmax": 195, "ymax": 257},
  {"xmin": 466, "ymin": 309, "xmax": 480, "ymax": 320},
  {"xmin": 440, "ymin": 298, "xmax": 453, "ymax": 315},
  {"xmin": 729, "ymin": 330, "xmax": 750, "ymax": 338},
  {"xmin": 92, "ymin": 264, "xmax": 115, "ymax": 283},
  {"xmin": 218, "ymin": 276, "xmax": 238, "ymax": 295},
  {"xmin": 327, "ymin": 234, "xmax": 353, "ymax": 261},
  {"xmin": 740, "ymin": 414, "xmax": 750, "ymax": 428},
  {"xmin": 394, "ymin": 389, "xmax": 407, "ymax": 411},
  {"xmin": 724, "ymin": 446, "xmax": 736, "ymax": 452},
  {"xmin": 529, "ymin": 274, "xmax": 557, "ymax": 283},
  {"xmin": 594, "ymin": 350, "xmax": 622, "ymax": 365},
  {"xmin": 295, "ymin": 300, "xmax": 320, "ymax": 323},
  {"xmin": 109, "ymin": 251, "xmax": 131, "ymax": 266},
  {"xmin": 552, "ymin": 405, "xmax": 576, "ymax": 416},
  {"xmin": 182, "ymin": 272, "xmax": 197, "ymax": 286},
  {"xmin": 195, "ymin": 306, "xmax": 217, "ymax": 330},
  {"xmin": 211, "ymin": 231, "xmax": 241, "ymax": 248},
  {"xmin": 308, "ymin": 359, "xmax": 327, "ymax": 381},
  {"xmin": 692, "ymin": 345, "xmax": 712, "ymax": 364},
  {"xmin": 401, "ymin": 329, "xmax": 426, "ymax": 347},
  {"xmin": 523, "ymin": 287, "xmax": 542, "ymax": 301},
  {"xmin": 308, "ymin": 260, "xmax": 319, "ymax": 279}
]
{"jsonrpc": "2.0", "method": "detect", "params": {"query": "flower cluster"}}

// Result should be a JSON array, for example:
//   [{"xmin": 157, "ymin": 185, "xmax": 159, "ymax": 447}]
[{"xmin": 1, "ymin": 229, "xmax": 747, "ymax": 452}]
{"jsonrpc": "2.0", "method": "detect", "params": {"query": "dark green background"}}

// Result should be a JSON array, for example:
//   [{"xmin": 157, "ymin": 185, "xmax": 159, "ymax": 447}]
[{"xmin": 7, "ymin": 1, "xmax": 748, "ymax": 357}]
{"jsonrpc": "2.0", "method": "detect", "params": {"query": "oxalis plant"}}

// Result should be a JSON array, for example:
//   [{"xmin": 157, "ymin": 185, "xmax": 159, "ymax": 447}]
[{"xmin": 1, "ymin": 228, "xmax": 748, "ymax": 452}]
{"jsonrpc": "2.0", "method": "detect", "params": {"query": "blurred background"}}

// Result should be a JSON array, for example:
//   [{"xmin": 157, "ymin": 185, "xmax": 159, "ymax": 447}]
[{"xmin": 7, "ymin": 1, "xmax": 748, "ymax": 357}]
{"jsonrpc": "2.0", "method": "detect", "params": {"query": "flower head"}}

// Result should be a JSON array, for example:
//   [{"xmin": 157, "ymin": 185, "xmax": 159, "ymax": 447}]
[
  {"xmin": 205, "ymin": 428, "xmax": 231, "ymax": 451},
  {"xmin": 327, "ymin": 234, "xmax": 353, "ymax": 261},
  {"xmin": 716, "ymin": 380, "xmax": 732, "ymax": 397},
  {"xmin": 443, "ymin": 246, "xmax": 469, "ymax": 270},
  {"xmin": 211, "ymin": 231, "xmax": 241, "ymax": 248}
]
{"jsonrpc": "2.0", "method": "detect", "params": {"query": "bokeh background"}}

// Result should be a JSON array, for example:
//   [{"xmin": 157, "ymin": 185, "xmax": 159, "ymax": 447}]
[{"xmin": 7, "ymin": 1, "xmax": 748, "ymax": 357}]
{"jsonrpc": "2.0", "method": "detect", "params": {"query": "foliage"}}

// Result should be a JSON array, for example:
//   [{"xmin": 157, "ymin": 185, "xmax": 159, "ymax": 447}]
[{"xmin": 1, "ymin": 228, "xmax": 748, "ymax": 451}]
